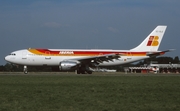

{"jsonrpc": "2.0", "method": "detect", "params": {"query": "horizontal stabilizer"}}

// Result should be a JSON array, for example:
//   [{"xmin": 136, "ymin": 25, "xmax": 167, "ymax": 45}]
[{"xmin": 147, "ymin": 49, "xmax": 175, "ymax": 57}]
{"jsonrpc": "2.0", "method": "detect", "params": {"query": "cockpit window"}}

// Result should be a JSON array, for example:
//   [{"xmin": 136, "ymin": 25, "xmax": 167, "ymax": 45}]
[{"xmin": 9, "ymin": 53, "xmax": 16, "ymax": 56}]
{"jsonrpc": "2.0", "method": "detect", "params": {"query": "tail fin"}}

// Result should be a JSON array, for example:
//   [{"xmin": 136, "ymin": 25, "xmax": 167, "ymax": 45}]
[{"xmin": 131, "ymin": 25, "xmax": 167, "ymax": 51}]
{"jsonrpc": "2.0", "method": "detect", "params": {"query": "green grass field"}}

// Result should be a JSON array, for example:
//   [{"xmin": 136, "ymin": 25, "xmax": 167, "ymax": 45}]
[{"xmin": 0, "ymin": 73, "xmax": 180, "ymax": 111}]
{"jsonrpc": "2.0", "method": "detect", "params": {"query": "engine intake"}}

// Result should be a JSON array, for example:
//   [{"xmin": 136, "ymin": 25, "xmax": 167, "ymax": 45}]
[{"xmin": 59, "ymin": 61, "xmax": 78, "ymax": 71}]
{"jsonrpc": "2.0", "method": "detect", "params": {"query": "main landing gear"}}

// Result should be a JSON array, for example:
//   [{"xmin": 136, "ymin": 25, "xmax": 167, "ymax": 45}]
[
  {"xmin": 76, "ymin": 69, "xmax": 92, "ymax": 74},
  {"xmin": 23, "ymin": 65, "xmax": 28, "ymax": 74},
  {"xmin": 76, "ymin": 66, "xmax": 92, "ymax": 74}
]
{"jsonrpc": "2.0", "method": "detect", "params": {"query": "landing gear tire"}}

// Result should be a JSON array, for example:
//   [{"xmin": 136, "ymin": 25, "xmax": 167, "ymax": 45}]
[
  {"xmin": 76, "ymin": 69, "xmax": 92, "ymax": 74},
  {"xmin": 23, "ymin": 66, "xmax": 28, "ymax": 74},
  {"xmin": 76, "ymin": 70, "xmax": 81, "ymax": 74},
  {"xmin": 76, "ymin": 70, "xmax": 85, "ymax": 74},
  {"xmin": 87, "ymin": 71, "xmax": 92, "ymax": 74},
  {"xmin": 76, "ymin": 69, "xmax": 86, "ymax": 74}
]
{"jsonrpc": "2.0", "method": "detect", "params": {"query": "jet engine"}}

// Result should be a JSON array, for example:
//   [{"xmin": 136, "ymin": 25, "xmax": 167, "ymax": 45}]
[{"xmin": 59, "ymin": 61, "xmax": 79, "ymax": 71}]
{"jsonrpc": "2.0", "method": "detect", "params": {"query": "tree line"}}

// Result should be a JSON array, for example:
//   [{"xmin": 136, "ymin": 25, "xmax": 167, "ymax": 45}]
[{"xmin": 0, "ymin": 56, "xmax": 179, "ymax": 72}]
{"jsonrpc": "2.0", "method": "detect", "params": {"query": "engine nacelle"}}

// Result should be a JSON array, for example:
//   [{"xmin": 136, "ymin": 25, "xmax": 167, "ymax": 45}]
[{"xmin": 59, "ymin": 61, "xmax": 78, "ymax": 71}]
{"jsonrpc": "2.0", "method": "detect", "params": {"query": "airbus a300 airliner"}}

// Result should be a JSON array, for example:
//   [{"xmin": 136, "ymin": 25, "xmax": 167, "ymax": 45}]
[{"xmin": 5, "ymin": 26, "xmax": 173, "ymax": 74}]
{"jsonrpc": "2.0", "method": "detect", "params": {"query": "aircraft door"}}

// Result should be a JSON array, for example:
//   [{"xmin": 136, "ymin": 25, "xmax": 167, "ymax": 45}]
[
  {"xmin": 126, "ymin": 52, "xmax": 132, "ymax": 61},
  {"xmin": 45, "ymin": 51, "xmax": 51, "ymax": 59},
  {"xmin": 22, "ymin": 51, "xmax": 27, "ymax": 59}
]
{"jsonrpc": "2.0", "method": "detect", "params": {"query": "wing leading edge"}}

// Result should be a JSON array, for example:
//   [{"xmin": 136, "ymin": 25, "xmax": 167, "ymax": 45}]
[{"xmin": 71, "ymin": 53, "xmax": 122, "ymax": 64}]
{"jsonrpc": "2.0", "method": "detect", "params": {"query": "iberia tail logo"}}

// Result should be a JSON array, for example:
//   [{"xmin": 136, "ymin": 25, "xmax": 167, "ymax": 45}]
[{"xmin": 147, "ymin": 36, "xmax": 159, "ymax": 46}]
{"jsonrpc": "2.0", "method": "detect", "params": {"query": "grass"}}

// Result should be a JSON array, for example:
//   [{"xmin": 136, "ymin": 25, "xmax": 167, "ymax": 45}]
[{"xmin": 0, "ymin": 73, "xmax": 180, "ymax": 111}]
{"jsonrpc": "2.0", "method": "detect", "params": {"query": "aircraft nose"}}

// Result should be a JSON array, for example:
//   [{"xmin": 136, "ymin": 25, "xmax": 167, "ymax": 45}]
[
  {"xmin": 5, "ymin": 56, "xmax": 9, "ymax": 62},
  {"xmin": 4, "ymin": 55, "xmax": 13, "ymax": 63}
]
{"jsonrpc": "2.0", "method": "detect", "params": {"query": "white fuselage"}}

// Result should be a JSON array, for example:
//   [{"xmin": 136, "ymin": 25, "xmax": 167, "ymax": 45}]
[{"xmin": 5, "ymin": 49, "xmax": 150, "ymax": 66}]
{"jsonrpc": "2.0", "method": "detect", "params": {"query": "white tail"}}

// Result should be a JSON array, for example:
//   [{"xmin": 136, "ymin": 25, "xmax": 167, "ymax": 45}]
[{"xmin": 131, "ymin": 25, "xmax": 167, "ymax": 51}]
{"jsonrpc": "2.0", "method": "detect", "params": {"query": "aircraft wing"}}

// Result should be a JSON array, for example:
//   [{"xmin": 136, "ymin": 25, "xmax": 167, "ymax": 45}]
[
  {"xmin": 71, "ymin": 53, "xmax": 122, "ymax": 64},
  {"xmin": 147, "ymin": 49, "xmax": 175, "ymax": 57}
]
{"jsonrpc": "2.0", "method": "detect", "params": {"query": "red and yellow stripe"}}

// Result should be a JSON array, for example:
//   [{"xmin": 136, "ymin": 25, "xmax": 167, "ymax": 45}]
[{"xmin": 28, "ymin": 48, "xmax": 148, "ymax": 57}]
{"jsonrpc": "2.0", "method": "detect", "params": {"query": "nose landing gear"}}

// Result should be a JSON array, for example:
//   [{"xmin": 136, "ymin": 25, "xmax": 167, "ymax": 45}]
[{"xmin": 23, "ymin": 66, "xmax": 28, "ymax": 74}]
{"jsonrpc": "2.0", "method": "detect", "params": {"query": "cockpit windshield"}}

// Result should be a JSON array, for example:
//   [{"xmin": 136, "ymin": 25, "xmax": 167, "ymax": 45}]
[{"xmin": 9, "ymin": 53, "xmax": 16, "ymax": 56}]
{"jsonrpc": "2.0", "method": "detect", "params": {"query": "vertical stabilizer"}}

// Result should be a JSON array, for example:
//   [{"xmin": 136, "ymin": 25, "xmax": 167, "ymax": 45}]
[{"xmin": 131, "ymin": 26, "xmax": 167, "ymax": 51}]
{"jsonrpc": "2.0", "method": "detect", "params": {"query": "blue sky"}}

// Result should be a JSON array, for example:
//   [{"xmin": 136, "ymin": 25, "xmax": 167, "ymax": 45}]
[{"xmin": 0, "ymin": 0, "xmax": 180, "ymax": 65}]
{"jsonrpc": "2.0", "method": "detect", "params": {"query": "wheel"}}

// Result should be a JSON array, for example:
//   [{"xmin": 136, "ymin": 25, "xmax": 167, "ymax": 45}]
[
  {"xmin": 87, "ymin": 71, "xmax": 92, "ymax": 74},
  {"xmin": 23, "ymin": 66, "xmax": 28, "ymax": 74},
  {"xmin": 76, "ymin": 70, "xmax": 81, "ymax": 74},
  {"xmin": 24, "ymin": 69, "xmax": 28, "ymax": 74}
]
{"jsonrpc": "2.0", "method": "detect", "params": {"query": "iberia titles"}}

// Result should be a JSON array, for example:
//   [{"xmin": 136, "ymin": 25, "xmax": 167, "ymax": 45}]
[{"xmin": 59, "ymin": 51, "xmax": 74, "ymax": 54}]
